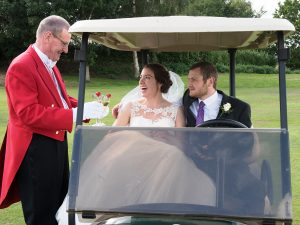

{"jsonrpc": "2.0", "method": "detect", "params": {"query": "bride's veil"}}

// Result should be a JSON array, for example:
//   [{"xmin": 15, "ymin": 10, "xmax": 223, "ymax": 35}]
[{"xmin": 120, "ymin": 71, "xmax": 184, "ymax": 109}]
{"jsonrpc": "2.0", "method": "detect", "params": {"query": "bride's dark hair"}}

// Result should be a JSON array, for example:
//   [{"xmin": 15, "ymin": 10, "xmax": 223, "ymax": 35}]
[{"xmin": 144, "ymin": 63, "xmax": 173, "ymax": 93}]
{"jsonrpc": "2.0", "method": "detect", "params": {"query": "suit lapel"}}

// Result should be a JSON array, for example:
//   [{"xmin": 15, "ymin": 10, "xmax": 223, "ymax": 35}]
[
  {"xmin": 28, "ymin": 47, "xmax": 64, "ymax": 107},
  {"xmin": 184, "ymin": 90, "xmax": 198, "ymax": 118},
  {"xmin": 216, "ymin": 90, "xmax": 230, "ymax": 119}
]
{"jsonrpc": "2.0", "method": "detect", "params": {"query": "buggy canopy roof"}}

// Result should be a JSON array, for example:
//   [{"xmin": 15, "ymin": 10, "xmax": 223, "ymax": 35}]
[{"xmin": 69, "ymin": 16, "xmax": 295, "ymax": 52}]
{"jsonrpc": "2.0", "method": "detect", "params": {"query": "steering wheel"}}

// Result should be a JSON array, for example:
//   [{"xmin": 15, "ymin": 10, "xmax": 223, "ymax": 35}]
[{"xmin": 196, "ymin": 119, "xmax": 247, "ymax": 128}]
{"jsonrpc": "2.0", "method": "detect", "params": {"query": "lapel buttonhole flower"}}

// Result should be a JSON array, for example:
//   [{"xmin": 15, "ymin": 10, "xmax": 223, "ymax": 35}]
[
  {"xmin": 222, "ymin": 103, "xmax": 232, "ymax": 112},
  {"xmin": 219, "ymin": 102, "xmax": 232, "ymax": 118}
]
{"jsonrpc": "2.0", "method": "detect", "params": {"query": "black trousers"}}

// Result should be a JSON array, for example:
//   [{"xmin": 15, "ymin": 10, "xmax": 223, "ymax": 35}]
[{"xmin": 17, "ymin": 133, "xmax": 69, "ymax": 225}]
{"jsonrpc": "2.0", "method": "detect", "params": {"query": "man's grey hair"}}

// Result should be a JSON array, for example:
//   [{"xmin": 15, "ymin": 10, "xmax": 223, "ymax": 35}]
[{"xmin": 36, "ymin": 15, "xmax": 70, "ymax": 38}]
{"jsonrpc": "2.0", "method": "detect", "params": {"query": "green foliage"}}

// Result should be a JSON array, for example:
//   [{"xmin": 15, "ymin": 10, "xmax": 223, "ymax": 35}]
[
  {"xmin": 274, "ymin": 0, "xmax": 300, "ymax": 70},
  {"xmin": 235, "ymin": 64, "xmax": 275, "ymax": 74},
  {"xmin": 290, "ymin": 69, "xmax": 300, "ymax": 74},
  {"xmin": 216, "ymin": 63, "xmax": 228, "ymax": 73},
  {"xmin": 224, "ymin": 0, "xmax": 255, "ymax": 17},
  {"xmin": 152, "ymin": 50, "xmax": 278, "ymax": 75},
  {"xmin": 83, "ymin": 43, "xmax": 135, "ymax": 78},
  {"xmin": 154, "ymin": 52, "xmax": 199, "ymax": 74},
  {"xmin": 0, "ymin": 0, "xmax": 32, "ymax": 63},
  {"xmin": 131, "ymin": 0, "xmax": 190, "ymax": 17},
  {"xmin": 183, "ymin": 0, "xmax": 255, "ymax": 17},
  {"xmin": 0, "ymin": 0, "xmax": 299, "ymax": 71},
  {"xmin": 288, "ymin": 47, "xmax": 300, "ymax": 71},
  {"xmin": 236, "ymin": 50, "xmax": 276, "ymax": 66},
  {"xmin": 275, "ymin": 0, "xmax": 300, "ymax": 49},
  {"xmin": 164, "ymin": 62, "xmax": 190, "ymax": 75}
]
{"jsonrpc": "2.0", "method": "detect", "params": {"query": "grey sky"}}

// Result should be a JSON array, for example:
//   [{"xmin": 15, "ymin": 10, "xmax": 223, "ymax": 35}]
[{"xmin": 249, "ymin": 0, "xmax": 284, "ymax": 17}]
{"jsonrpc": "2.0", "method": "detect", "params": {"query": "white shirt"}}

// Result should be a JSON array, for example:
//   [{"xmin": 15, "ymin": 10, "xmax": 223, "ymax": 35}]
[
  {"xmin": 190, "ymin": 91, "xmax": 222, "ymax": 121},
  {"xmin": 32, "ymin": 44, "xmax": 69, "ymax": 109}
]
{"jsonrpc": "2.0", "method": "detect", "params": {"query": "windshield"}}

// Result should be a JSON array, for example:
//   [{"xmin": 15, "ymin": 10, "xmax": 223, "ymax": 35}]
[{"xmin": 68, "ymin": 127, "xmax": 292, "ymax": 223}]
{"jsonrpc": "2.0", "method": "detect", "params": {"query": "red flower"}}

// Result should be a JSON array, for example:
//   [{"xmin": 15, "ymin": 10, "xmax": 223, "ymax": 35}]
[
  {"xmin": 106, "ymin": 93, "xmax": 112, "ymax": 98},
  {"xmin": 95, "ymin": 91, "xmax": 101, "ymax": 97}
]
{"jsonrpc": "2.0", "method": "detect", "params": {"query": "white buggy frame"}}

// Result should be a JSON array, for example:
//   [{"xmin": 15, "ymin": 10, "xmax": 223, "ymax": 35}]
[{"xmin": 68, "ymin": 16, "xmax": 295, "ymax": 225}]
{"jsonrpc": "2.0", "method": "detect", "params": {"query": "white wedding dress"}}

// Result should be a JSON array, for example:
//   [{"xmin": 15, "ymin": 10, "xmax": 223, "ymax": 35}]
[
  {"xmin": 129, "ymin": 101, "xmax": 178, "ymax": 127},
  {"xmin": 56, "ymin": 73, "xmax": 216, "ymax": 225}
]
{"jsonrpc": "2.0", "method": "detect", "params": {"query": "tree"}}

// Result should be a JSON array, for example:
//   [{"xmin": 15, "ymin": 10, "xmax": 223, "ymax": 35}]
[
  {"xmin": 274, "ymin": 0, "xmax": 300, "ymax": 69},
  {"xmin": 183, "ymin": 0, "xmax": 255, "ymax": 17},
  {"xmin": 224, "ymin": 0, "xmax": 255, "ymax": 17},
  {"xmin": 0, "ymin": 0, "xmax": 32, "ymax": 65},
  {"xmin": 0, "ymin": 0, "xmax": 288, "ymax": 74},
  {"xmin": 0, "ymin": 0, "xmax": 134, "ymax": 69}
]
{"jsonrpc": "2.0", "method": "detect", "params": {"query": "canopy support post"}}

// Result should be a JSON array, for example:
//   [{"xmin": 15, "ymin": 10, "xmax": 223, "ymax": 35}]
[
  {"xmin": 69, "ymin": 32, "xmax": 90, "ymax": 225},
  {"xmin": 74, "ymin": 32, "xmax": 90, "ymax": 126},
  {"xmin": 228, "ymin": 49, "xmax": 237, "ymax": 97},
  {"xmin": 277, "ymin": 32, "xmax": 292, "ymax": 218},
  {"xmin": 277, "ymin": 31, "xmax": 289, "ymax": 130}
]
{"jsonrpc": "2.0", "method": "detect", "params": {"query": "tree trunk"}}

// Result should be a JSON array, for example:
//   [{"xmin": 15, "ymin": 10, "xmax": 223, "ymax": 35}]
[
  {"xmin": 133, "ymin": 51, "xmax": 140, "ymax": 78},
  {"xmin": 86, "ymin": 65, "xmax": 90, "ymax": 81}
]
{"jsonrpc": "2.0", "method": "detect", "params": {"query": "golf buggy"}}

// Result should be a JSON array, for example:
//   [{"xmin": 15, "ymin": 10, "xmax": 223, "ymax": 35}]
[{"xmin": 66, "ymin": 16, "xmax": 295, "ymax": 225}]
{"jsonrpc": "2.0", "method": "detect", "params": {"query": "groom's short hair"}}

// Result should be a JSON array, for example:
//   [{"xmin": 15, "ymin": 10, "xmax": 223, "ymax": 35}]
[{"xmin": 189, "ymin": 61, "xmax": 218, "ymax": 89}]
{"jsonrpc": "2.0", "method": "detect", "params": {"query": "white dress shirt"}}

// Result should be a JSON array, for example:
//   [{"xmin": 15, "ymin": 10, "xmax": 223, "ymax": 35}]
[
  {"xmin": 190, "ymin": 91, "xmax": 222, "ymax": 121},
  {"xmin": 32, "ymin": 44, "xmax": 69, "ymax": 109}
]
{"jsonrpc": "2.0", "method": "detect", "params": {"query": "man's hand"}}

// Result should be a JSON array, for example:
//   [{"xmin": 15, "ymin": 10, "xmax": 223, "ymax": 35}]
[
  {"xmin": 83, "ymin": 101, "xmax": 105, "ymax": 119},
  {"xmin": 72, "ymin": 101, "xmax": 105, "ymax": 122},
  {"xmin": 111, "ymin": 103, "xmax": 120, "ymax": 119}
]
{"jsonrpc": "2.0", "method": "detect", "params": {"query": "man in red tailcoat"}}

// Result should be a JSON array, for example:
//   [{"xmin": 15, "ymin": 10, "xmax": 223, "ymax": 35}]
[{"xmin": 0, "ymin": 15, "xmax": 94, "ymax": 225}]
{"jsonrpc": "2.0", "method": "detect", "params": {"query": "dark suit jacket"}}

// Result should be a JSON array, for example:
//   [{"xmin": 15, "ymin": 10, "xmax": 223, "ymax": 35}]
[{"xmin": 182, "ymin": 89, "xmax": 252, "ymax": 128}]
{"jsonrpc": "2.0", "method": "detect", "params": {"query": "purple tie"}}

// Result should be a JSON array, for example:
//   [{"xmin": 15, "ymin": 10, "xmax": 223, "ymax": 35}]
[{"xmin": 196, "ymin": 101, "xmax": 205, "ymax": 126}]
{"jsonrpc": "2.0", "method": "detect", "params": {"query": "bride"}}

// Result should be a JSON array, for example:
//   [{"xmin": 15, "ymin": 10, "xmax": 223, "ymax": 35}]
[
  {"xmin": 113, "ymin": 63, "xmax": 185, "ymax": 127},
  {"xmin": 56, "ymin": 64, "xmax": 216, "ymax": 224}
]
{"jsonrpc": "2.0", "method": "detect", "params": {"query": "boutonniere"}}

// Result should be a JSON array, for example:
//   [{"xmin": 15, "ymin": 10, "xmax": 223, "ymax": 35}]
[{"xmin": 219, "ymin": 102, "xmax": 233, "ymax": 117}]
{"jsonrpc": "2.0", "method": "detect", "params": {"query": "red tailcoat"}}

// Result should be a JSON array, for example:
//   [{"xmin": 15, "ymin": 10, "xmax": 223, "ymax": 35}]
[{"xmin": 0, "ymin": 45, "xmax": 77, "ymax": 208}]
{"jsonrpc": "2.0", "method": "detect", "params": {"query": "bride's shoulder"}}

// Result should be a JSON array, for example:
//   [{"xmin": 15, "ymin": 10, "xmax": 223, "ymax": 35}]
[
  {"xmin": 121, "ymin": 98, "xmax": 142, "ymax": 108},
  {"xmin": 168, "ymin": 101, "xmax": 180, "ymax": 109},
  {"xmin": 160, "ymin": 101, "xmax": 180, "ymax": 115},
  {"xmin": 166, "ymin": 102, "xmax": 183, "ymax": 117}
]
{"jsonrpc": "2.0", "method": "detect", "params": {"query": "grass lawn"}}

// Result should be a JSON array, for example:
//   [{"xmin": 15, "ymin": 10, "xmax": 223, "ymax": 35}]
[{"xmin": 0, "ymin": 73, "xmax": 299, "ymax": 225}]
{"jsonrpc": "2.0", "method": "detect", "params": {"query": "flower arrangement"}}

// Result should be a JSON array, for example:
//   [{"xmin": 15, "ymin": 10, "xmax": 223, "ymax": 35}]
[{"xmin": 93, "ymin": 91, "xmax": 112, "ymax": 106}]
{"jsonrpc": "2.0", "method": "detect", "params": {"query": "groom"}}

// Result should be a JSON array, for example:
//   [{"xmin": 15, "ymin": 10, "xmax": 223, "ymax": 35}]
[
  {"xmin": 183, "ymin": 62, "xmax": 265, "ymax": 213},
  {"xmin": 183, "ymin": 61, "xmax": 252, "ymax": 128}
]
